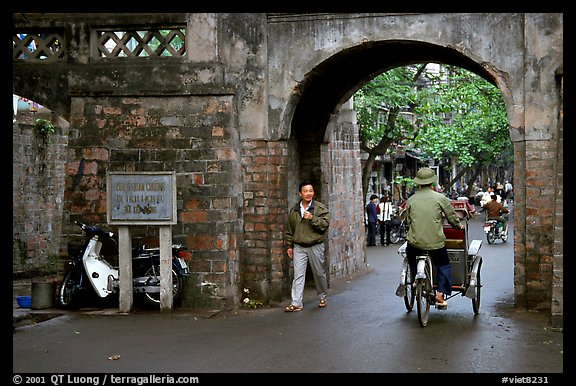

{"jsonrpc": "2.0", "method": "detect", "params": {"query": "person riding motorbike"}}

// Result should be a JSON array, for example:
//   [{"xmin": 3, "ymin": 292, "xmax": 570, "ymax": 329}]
[{"xmin": 481, "ymin": 194, "xmax": 509, "ymax": 232}]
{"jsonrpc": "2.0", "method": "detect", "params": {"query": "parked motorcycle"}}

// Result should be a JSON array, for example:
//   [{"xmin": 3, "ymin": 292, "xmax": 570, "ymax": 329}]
[
  {"xmin": 389, "ymin": 216, "xmax": 409, "ymax": 244},
  {"xmin": 483, "ymin": 215, "xmax": 509, "ymax": 244},
  {"xmin": 58, "ymin": 221, "xmax": 190, "ymax": 308}
]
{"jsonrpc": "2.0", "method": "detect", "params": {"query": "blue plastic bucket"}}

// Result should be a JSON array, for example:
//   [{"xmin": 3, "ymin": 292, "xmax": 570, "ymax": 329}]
[{"xmin": 16, "ymin": 295, "xmax": 32, "ymax": 308}]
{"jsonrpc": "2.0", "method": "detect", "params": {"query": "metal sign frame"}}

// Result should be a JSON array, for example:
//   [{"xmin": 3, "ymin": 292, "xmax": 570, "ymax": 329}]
[{"xmin": 107, "ymin": 171, "xmax": 177, "ymax": 225}]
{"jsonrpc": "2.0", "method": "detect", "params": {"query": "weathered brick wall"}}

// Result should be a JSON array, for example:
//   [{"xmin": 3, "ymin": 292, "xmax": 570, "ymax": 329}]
[
  {"xmin": 323, "ymin": 107, "xmax": 367, "ymax": 280},
  {"xmin": 13, "ymin": 114, "xmax": 68, "ymax": 278},
  {"xmin": 241, "ymin": 140, "xmax": 289, "ymax": 303},
  {"xmin": 512, "ymin": 141, "xmax": 526, "ymax": 306},
  {"xmin": 63, "ymin": 95, "xmax": 242, "ymax": 309},
  {"xmin": 552, "ymin": 72, "xmax": 563, "ymax": 327},
  {"xmin": 515, "ymin": 139, "xmax": 558, "ymax": 311}
]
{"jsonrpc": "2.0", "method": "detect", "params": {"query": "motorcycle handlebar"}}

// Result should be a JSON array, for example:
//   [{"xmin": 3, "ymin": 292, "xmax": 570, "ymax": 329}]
[{"xmin": 75, "ymin": 221, "xmax": 114, "ymax": 239}]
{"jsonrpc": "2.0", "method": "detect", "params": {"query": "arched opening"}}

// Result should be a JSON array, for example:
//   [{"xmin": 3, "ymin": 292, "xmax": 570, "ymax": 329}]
[{"xmin": 287, "ymin": 39, "xmax": 515, "ymax": 298}]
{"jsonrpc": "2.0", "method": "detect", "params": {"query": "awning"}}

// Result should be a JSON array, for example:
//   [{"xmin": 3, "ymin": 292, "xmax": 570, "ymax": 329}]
[{"xmin": 406, "ymin": 149, "xmax": 428, "ymax": 161}]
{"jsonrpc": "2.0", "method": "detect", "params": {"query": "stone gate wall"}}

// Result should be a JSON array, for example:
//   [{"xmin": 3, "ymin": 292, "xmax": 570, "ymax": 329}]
[
  {"xmin": 12, "ymin": 113, "xmax": 68, "ymax": 278},
  {"xmin": 62, "ymin": 94, "xmax": 244, "ymax": 309},
  {"xmin": 323, "ymin": 103, "xmax": 367, "ymax": 280},
  {"xmin": 240, "ymin": 139, "xmax": 290, "ymax": 302},
  {"xmin": 12, "ymin": 13, "xmax": 563, "ymax": 321}
]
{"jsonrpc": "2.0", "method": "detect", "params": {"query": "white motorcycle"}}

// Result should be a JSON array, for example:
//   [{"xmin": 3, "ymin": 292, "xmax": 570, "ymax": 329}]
[{"xmin": 59, "ymin": 221, "xmax": 190, "ymax": 308}]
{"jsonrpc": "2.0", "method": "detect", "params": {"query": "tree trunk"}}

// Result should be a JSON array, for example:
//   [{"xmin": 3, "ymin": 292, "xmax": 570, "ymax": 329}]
[
  {"xmin": 465, "ymin": 165, "xmax": 482, "ymax": 197},
  {"xmin": 446, "ymin": 166, "xmax": 469, "ymax": 192},
  {"xmin": 362, "ymin": 152, "xmax": 377, "ymax": 204}
]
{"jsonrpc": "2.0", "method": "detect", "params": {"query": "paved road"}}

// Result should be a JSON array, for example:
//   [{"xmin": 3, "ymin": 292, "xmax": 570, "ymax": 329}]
[{"xmin": 13, "ymin": 214, "xmax": 563, "ymax": 377}]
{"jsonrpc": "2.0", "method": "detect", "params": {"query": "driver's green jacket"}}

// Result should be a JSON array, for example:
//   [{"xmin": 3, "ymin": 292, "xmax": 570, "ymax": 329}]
[{"xmin": 405, "ymin": 186, "xmax": 462, "ymax": 250}]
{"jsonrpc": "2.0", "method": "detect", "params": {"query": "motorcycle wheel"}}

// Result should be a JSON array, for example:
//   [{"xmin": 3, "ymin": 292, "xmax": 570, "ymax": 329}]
[
  {"xmin": 58, "ymin": 270, "xmax": 80, "ymax": 308},
  {"xmin": 486, "ymin": 230, "xmax": 496, "ymax": 244},
  {"xmin": 389, "ymin": 228, "xmax": 401, "ymax": 244},
  {"xmin": 501, "ymin": 228, "xmax": 508, "ymax": 243},
  {"xmin": 141, "ymin": 266, "xmax": 184, "ymax": 307}
]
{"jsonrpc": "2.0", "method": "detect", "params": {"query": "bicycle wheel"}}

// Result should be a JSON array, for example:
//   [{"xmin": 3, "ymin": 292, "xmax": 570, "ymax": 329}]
[
  {"xmin": 415, "ymin": 263, "xmax": 431, "ymax": 327},
  {"xmin": 403, "ymin": 264, "xmax": 415, "ymax": 311},
  {"xmin": 472, "ymin": 259, "xmax": 482, "ymax": 314},
  {"xmin": 141, "ymin": 265, "xmax": 184, "ymax": 307}
]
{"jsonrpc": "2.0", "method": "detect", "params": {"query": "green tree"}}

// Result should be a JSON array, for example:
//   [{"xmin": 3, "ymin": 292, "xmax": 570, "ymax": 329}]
[
  {"xmin": 413, "ymin": 66, "xmax": 512, "ymax": 194},
  {"xmin": 355, "ymin": 64, "xmax": 426, "ymax": 200},
  {"xmin": 355, "ymin": 64, "xmax": 511, "ymax": 199}
]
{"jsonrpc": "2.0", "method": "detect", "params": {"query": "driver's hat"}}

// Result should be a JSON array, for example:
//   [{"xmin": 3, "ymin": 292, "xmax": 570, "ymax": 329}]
[{"xmin": 413, "ymin": 167, "xmax": 437, "ymax": 186}]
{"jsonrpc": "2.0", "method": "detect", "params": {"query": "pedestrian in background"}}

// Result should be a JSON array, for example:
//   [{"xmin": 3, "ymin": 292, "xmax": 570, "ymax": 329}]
[
  {"xmin": 504, "ymin": 180, "xmax": 514, "ymax": 205},
  {"xmin": 284, "ymin": 181, "xmax": 330, "ymax": 312},
  {"xmin": 366, "ymin": 194, "xmax": 379, "ymax": 247},
  {"xmin": 480, "ymin": 186, "xmax": 500, "ymax": 207},
  {"xmin": 495, "ymin": 183, "xmax": 506, "ymax": 202},
  {"xmin": 378, "ymin": 195, "xmax": 392, "ymax": 246}
]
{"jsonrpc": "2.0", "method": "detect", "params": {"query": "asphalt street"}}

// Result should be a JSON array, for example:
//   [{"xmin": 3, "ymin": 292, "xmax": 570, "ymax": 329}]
[{"xmin": 12, "ymin": 212, "xmax": 564, "ymax": 378}]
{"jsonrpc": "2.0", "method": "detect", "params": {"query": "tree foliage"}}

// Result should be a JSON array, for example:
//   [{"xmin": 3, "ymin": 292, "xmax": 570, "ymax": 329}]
[
  {"xmin": 354, "ymin": 63, "xmax": 512, "ymax": 198},
  {"xmin": 413, "ymin": 66, "xmax": 511, "ymax": 169},
  {"xmin": 355, "ymin": 65, "xmax": 423, "ymax": 150},
  {"xmin": 355, "ymin": 65, "xmax": 426, "ymax": 199}
]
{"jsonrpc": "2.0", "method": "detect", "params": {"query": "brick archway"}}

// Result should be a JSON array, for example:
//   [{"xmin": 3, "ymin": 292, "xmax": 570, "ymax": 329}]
[{"xmin": 13, "ymin": 14, "xmax": 562, "ymax": 322}]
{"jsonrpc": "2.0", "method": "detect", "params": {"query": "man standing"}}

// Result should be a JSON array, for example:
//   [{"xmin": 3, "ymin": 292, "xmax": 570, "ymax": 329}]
[
  {"xmin": 378, "ymin": 195, "xmax": 392, "ymax": 246},
  {"xmin": 405, "ymin": 168, "xmax": 464, "ymax": 308},
  {"xmin": 366, "ymin": 194, "xmax": 379, "ymax": 246},
  {"xmin": 504, "ymin": 180, "xmax": 513, "ymax": 204},
  {"xmin": 284, "ymin": 181, "xmax": 330, "ymax": 312}
]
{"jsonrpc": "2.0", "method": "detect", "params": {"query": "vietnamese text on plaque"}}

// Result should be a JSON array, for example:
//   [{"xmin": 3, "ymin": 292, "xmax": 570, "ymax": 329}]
[{"xmin": 108, "ymin": 173, "xmax": 176, "ymax": 224}]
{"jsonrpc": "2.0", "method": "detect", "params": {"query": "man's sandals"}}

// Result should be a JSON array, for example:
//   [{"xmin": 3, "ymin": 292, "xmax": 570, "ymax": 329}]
[
  {"xmin": 435, "ymin": 295, "xmax": 448, "ymax": 310},
  {"xmin": 285, "ymin": 299, "xmax": 327, "ymax": 312}
]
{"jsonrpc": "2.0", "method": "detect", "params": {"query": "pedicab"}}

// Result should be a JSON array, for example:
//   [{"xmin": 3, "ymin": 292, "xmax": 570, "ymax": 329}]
[{"xmin": 395, "ymin": 200, "xmax": 483, "ymax": 326}]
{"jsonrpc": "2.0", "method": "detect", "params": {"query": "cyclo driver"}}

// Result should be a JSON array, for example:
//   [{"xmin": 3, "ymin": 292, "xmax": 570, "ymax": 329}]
[{"xmin": 405, "ymin": 168, "xmax": 464, "ymax": 308}]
